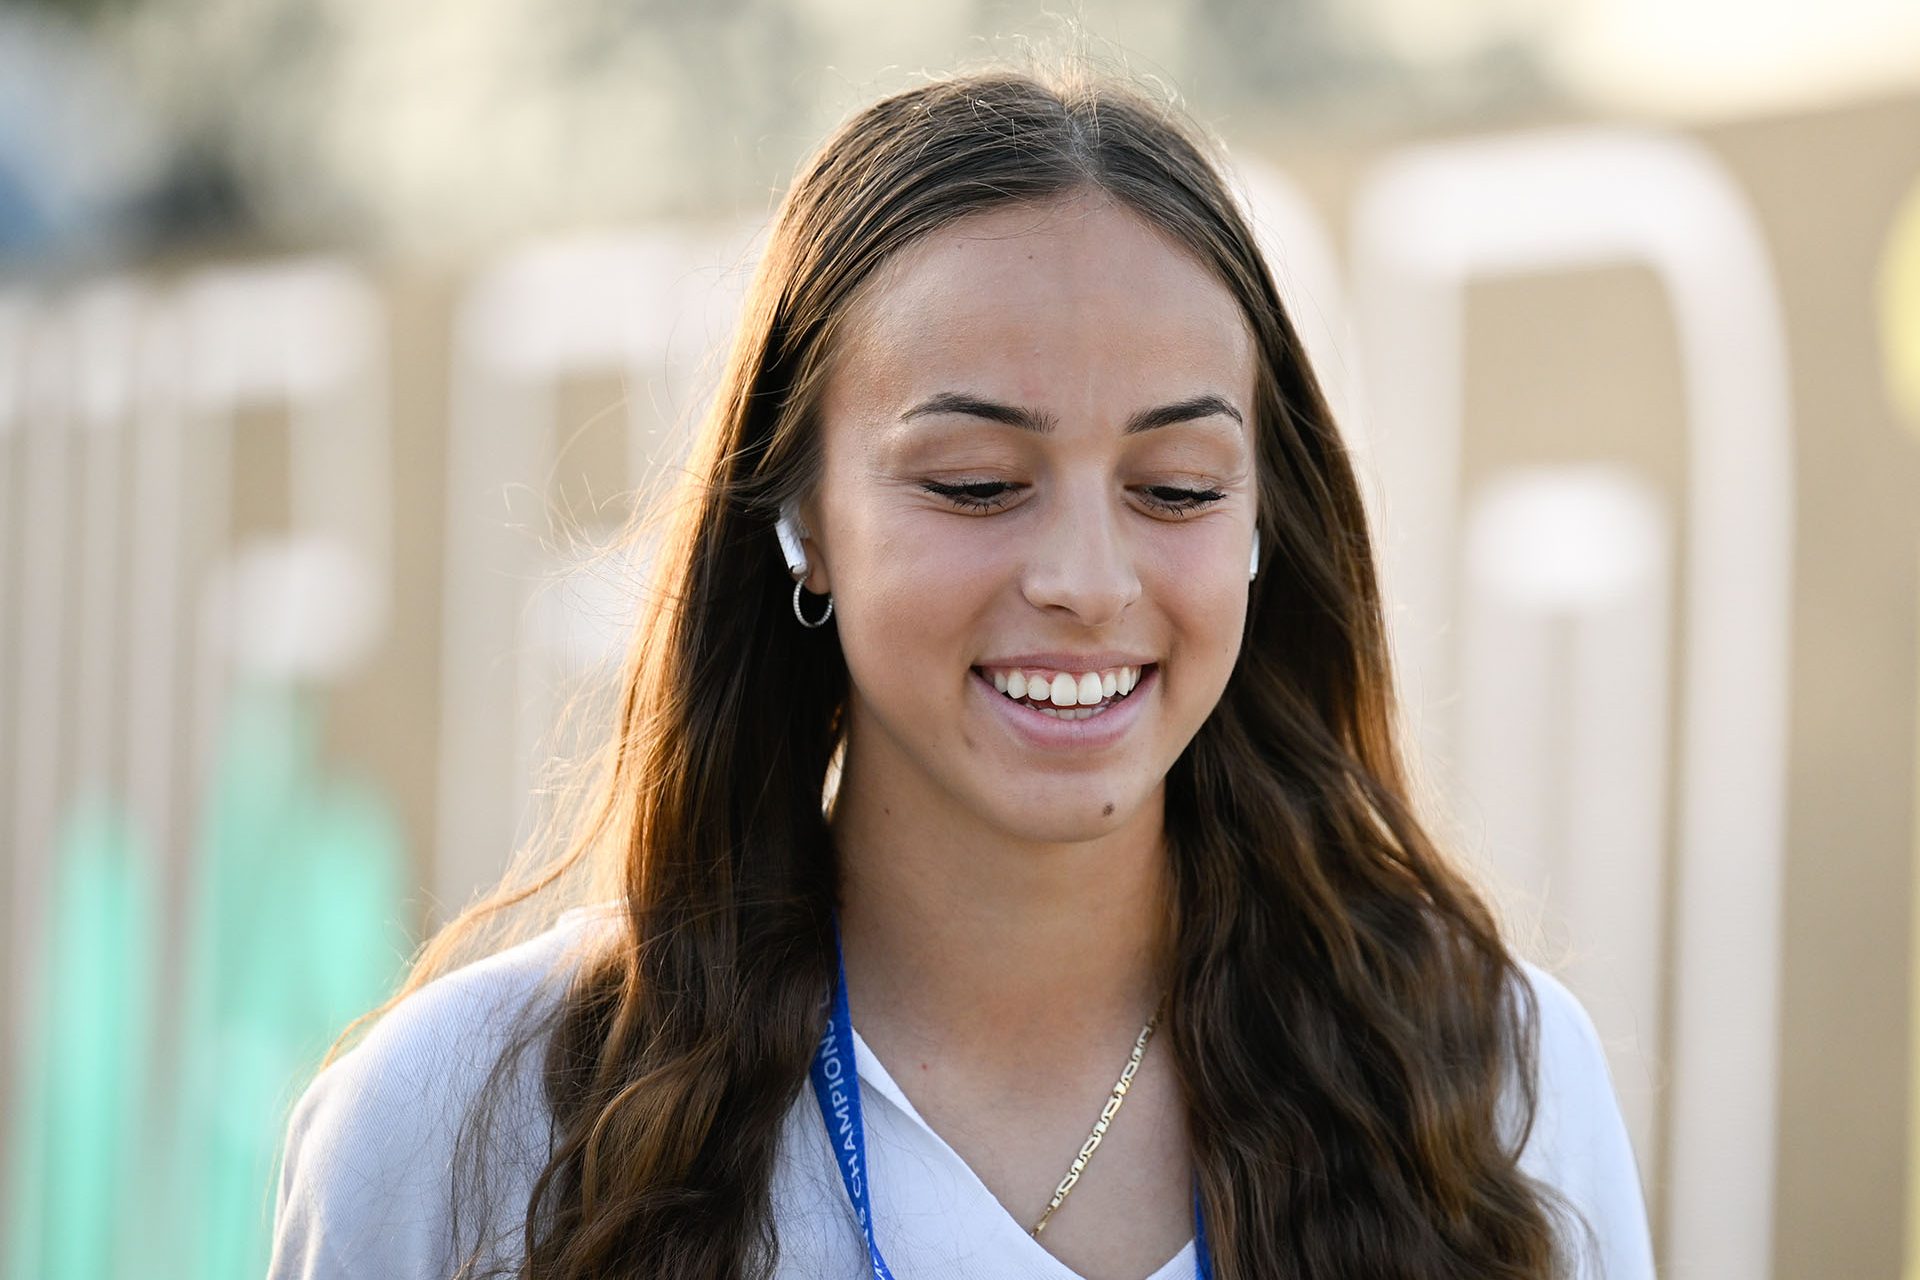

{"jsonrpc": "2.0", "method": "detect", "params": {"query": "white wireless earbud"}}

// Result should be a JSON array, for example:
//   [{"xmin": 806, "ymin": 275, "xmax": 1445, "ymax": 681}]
[
  {"xmin": 1248, "ymin": 529, "xmax": 1260, "ymax": 582},
  {"xmin": 775, "ymin": 505, "xmax": 810, "ymax": 580}
]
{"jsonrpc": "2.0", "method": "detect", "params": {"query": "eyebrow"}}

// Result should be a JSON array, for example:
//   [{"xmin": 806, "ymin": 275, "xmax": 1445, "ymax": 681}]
[{"xmin": 897, "ymin": 391, "xmax": 1245, "ymax": 436}]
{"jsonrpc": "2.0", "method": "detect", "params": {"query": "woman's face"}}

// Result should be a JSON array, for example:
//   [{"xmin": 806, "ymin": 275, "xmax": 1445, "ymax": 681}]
[{"xmin": 799, "ymin": 190, "xmax": 1260, "ymax": 845}]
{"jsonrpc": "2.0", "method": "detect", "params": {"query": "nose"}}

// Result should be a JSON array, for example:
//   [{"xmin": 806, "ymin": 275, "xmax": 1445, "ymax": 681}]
[{"xmin": 1019, "ymin": 479, "xmax": 1141, "ymax": 626}]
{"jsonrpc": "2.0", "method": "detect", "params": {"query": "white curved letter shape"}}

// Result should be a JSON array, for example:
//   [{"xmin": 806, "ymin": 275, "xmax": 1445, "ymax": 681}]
[
  {"xmin": 438, "ymin": 228, "xmax": 754, "ymax": 920},
  {"xmin": 1352, "ymin": 129, "xmax": 1793, "ymax": 1279}
]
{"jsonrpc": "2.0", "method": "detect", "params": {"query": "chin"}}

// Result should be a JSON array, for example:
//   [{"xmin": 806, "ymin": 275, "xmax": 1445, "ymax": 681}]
[{"xmin": 979, "ymin": 795, "xmax": 1141, "ymax": 846}]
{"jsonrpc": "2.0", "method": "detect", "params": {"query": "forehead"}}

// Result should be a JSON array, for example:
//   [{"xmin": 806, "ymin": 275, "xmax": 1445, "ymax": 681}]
[{"xmin": 824, "ymin": 192, "xmax": 1256, "ymax": 429}]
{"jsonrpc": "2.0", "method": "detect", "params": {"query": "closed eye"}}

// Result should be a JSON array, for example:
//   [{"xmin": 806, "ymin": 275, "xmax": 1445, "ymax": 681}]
[
  {"xmin": 923, "ymin": 480, "xmax": 1021, "ymax": 511},
  {"xmin": 1142, "ymin": 485, "xmax": 1227, "ymax": 512},
  {"xmin": 921, "ymin": 481, "xmax": 1226, "ymax": 515}
]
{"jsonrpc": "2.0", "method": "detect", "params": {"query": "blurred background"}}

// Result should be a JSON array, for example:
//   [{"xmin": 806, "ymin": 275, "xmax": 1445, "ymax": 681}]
[{"xmin": 2, "ymin": 0, "xmax": 1918, "ymax": 1276}]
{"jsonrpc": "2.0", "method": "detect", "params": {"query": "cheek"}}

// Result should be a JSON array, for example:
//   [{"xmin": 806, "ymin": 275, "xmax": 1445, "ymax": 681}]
[
  {"xmin": 834, "ymin": 525, "xmax": 997, "ymax": 683},
  {"xmin": 1150, "ymin": 544, "xmax": 1251, "ymax": 667},
  {"xmin": 859, "ymin": 517, "xmax": 1008, "ymax": 609}
]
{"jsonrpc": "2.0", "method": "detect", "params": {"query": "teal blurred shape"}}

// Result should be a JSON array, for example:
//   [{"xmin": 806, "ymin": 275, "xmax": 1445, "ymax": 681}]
[
  {"xmin": 151, "ymin": 678, "xmax": 411, "ymax": 1280},
  {"xmin": 4, "ymin": 791, "xmax": 155, "ymax": 1280}
]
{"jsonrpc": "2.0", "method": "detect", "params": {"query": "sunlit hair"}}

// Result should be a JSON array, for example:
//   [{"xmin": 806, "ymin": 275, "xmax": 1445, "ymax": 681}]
[{"xmin": 320, "ymin": 62, "xmax": 1597, "ymax": 1279}]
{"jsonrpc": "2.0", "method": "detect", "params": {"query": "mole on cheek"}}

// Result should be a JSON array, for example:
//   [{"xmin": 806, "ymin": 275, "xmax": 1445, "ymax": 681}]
[
  {"xmin": 1102, "ymin": 802, "xmax": 1115, "ymax": 816},
  {"xmin": 961, "ymin": 733, "xmax": 976, "ymax": 751}
]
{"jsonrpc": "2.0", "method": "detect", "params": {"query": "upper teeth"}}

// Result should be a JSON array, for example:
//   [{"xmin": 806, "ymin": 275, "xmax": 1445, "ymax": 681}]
[{"xmin": 983, "ymin": 665, "xmax": 1145, "ymax": 707}]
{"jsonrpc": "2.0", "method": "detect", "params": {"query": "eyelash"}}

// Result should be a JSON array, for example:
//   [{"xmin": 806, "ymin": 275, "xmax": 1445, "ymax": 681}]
[{"xmin": 921, "ymin": 480, "xmax": 1227, "ymax": 514}]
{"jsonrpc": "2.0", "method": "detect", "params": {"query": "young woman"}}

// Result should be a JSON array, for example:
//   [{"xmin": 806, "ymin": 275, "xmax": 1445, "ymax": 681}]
[{"xmin": 269, "ymin": 67, "xmax": 1656, "ymax": 1280}]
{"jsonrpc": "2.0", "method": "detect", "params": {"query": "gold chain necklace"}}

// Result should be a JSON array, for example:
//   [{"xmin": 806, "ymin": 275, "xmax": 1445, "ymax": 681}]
[{"xmin": 1029, "ymin": 1008, "xmax": 1162, "ymax": 1238}]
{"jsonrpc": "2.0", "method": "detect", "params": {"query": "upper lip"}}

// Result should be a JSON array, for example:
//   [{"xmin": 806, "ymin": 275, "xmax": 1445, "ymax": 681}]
[{"xmin": 974, "ymin": 653, "xmax": 1158, "ymax": 670}]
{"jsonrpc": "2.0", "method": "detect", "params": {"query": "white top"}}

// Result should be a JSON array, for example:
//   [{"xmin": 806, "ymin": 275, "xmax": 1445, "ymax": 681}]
[{"xmin": 268, "ymin": 904, "xmax": 1658, "ymax": 1279}]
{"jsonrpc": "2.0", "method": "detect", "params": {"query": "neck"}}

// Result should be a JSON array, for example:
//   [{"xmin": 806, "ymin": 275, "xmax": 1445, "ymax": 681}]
[{"xmin": 828, "ymin": 758, "xmax": 1175, "ymax": 1063}]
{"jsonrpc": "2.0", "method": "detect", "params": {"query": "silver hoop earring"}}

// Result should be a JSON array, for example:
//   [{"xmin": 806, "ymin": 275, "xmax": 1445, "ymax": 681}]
[{"xmin": 792, "ymin": 580, "xmax": 834, "ymax": 628}]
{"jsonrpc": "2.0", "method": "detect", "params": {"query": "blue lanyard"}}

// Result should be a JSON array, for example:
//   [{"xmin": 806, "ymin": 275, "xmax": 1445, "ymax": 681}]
[{"xmin": 809, "ymin": 930, "xmax": 1213, "ymax": 1279}]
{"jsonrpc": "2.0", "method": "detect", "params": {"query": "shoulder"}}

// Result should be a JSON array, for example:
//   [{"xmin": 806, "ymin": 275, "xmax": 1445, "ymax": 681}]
[
  {"xmin": 1509, "ymin": 956, "xmax": 1614, "ymax": 1130},
  {"xmin": 267, "ymin": 903, "xmax": 621, "ymax": 1280},
  {"xmin": 1506, "ymin": 956, "xmax": 1659, "ymax": 1280}
]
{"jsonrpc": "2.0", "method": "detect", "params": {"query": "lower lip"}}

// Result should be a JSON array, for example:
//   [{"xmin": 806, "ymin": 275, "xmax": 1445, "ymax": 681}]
[{"xmin": 970, "ymin": 665, "xmax": 1158, "ymax": 751}]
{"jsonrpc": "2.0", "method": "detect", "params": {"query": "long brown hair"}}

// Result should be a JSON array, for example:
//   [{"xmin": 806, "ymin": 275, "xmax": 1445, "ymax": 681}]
[{"xmin": 325, "ymin": 63, "xmax": 1595, "ymax": 1279}]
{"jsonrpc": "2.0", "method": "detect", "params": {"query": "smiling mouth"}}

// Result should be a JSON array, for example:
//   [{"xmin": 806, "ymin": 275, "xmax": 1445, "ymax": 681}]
[{"xmin": 971, "ymin": 663, "xmax": 1158, "ymax": 720}]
